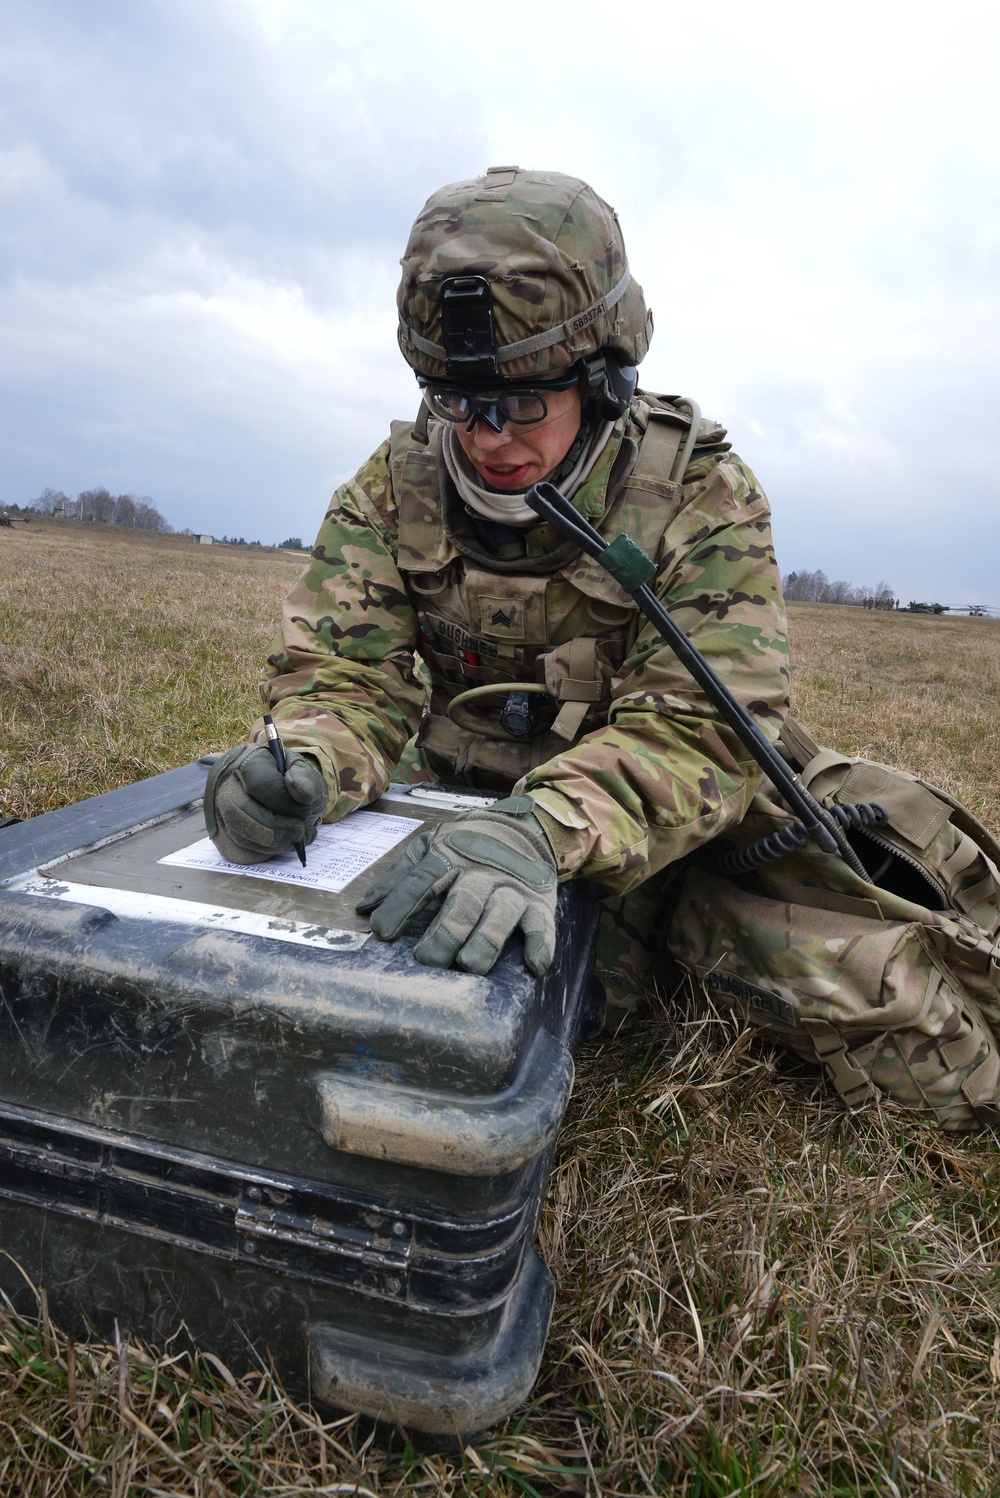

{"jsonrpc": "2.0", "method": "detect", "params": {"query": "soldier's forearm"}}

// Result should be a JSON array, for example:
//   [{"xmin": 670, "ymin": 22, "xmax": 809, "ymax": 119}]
[{"xmin": 518, "ymin": 713, "xmax": 762, "ymax": 888}]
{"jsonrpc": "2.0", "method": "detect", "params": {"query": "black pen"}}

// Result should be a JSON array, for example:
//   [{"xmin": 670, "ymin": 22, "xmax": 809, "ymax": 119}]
[{"xmin": 262, "ymin": 713, "xmax": 307, "ymax": 867}]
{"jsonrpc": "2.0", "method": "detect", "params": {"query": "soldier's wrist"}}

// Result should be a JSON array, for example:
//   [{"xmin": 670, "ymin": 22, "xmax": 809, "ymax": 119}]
[
  {"xmin": 517, "ymin": 792, "xmax": 589, "ymax": 880},
  {"xmin": 481, "ymin": 796, "xmax": 558, "ymax": 869}
]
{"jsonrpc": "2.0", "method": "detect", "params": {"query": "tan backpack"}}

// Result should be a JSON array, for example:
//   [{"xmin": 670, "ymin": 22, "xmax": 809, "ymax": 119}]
[{"xmin": 666, "ymin": 720, "xmax": 1000, "ymax": 1132}]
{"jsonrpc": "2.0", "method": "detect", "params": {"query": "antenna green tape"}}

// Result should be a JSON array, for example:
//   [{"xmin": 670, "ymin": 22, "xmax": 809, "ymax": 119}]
[{"xmin": 600, "ymin": 534, "xmax": 656, "ymax": 592}]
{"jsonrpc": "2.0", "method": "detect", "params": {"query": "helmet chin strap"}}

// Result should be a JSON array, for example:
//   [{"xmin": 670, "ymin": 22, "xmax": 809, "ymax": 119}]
[{"xmin": 553, "ymin": 420, "xmax": 592, "ymax": 483}]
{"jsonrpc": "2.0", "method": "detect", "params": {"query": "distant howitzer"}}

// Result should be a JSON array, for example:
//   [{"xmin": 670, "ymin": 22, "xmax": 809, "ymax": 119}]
[
  {"xmin": 525, "ymin": 482, "xmax": 886, "ymax": 883},
  {"xmin": 903, "ymin": 601, "xmax": 948, "ymax": 614}
]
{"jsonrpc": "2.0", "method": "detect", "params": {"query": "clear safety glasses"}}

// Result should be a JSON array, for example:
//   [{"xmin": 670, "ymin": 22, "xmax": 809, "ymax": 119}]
[{"xmin": 418, "ymin": 373, "xmax": 579, "ymax": 433}]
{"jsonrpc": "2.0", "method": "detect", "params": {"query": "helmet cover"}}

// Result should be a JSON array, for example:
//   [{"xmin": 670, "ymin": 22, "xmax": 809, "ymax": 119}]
[{"xmin": 397, "ymin": 167, "xmax": 653, "ymax": 383}]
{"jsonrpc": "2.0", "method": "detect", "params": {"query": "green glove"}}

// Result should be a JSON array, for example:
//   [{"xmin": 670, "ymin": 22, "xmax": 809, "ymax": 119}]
[
  {"xmin": 204, "ymin": 743, "xmax": 328, "ymax": 864},
  {"xmin": 356, "ymin": 796, "xmax": 558, "ymax": 976}
]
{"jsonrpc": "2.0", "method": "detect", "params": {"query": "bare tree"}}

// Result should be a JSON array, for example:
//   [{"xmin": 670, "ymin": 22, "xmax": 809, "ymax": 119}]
[
  {"xmin": 78, "ymin": 488, "xmax": 116, "ymax": 523},
  {"xmin": 113, "ymin": 493, "xmax": 138, "ymax": 527},
  {"xmin": 784, "ymin": 568, "xmax": 828, "ymax": 602},
  {"xmin": 30, "ymin": 486, "xmax": 71, "ymax": 516},
  {"xmin": 784, "ymin": 568, "xmax": 895, "ymax": 606},
  {"xmin": 134, "ymin": 499, "xmax": 171, "ymax": 531},
  {"xmin": 30, "ymin": 484, "xmax": 173, "ymax": 531}
]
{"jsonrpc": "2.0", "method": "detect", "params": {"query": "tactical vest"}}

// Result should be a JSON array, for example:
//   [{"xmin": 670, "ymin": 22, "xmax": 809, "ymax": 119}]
[{"xmin": 387, "ymin": 398, "xmax": 713, "ymax": 790}]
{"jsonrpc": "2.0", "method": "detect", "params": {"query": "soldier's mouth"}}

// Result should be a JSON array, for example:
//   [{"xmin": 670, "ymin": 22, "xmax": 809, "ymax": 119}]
[{"xmin": 480, "ymin": 462, "xmax": 532, "ymax": 488}]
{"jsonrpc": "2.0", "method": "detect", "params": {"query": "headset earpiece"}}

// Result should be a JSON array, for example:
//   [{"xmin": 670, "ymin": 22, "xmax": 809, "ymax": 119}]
[
  {"xmin": 578, "ymin": 353, "xmax": 637, "ymax": 420},
  {"xmin": 601, "ymin": 357, "xmax": 638, "ymax": 419}
]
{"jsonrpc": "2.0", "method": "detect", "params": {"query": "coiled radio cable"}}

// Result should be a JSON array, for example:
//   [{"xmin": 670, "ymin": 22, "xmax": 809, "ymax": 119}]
[{"xmin": 698, "ymin": 800, "xmax": 889, "ymax": 876}]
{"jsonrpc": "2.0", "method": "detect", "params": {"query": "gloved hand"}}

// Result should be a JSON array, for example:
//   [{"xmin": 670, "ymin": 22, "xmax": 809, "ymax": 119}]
[
  {"xmin": 356, "ymin": 795, "xmax": 558, "ymax": 976},
  {"xmin": 204, "ymin": 743, "xmax": 328, "ymax": 864}
]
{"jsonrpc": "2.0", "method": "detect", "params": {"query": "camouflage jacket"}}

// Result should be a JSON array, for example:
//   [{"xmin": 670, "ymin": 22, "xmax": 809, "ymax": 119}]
[{"xmin": 257, "ymin": 393, "xmax": 790, "ymax": 894}]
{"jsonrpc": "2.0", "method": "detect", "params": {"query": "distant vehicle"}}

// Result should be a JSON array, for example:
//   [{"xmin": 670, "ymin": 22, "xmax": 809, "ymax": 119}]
[{"xmin": 902, "ymin": 601, "xmax": 997, "ymax": 617}]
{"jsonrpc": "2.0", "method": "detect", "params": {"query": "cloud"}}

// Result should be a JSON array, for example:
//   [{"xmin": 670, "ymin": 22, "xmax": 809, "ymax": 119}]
[{"xmin": 1, "ymin": 0, "xmax": 999, "ymax": 602}]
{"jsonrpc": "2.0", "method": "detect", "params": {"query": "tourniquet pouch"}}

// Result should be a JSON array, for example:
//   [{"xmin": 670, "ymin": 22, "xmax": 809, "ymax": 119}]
[{"xmin": 666, "ymin": 719, "xmax": 1000, "ymax": 1132}]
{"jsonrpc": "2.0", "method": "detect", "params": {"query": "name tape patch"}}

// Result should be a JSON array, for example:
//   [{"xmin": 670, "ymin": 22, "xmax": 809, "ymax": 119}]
[{"xmin": 700, "ymin": 969, "xmax": 798, "ymax": 1028}]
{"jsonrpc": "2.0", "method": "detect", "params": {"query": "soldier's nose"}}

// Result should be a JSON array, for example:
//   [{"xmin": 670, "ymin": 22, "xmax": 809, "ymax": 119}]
[{"xmin": 473, "ymin": 424, "xmax": 512, "ymax": 452}]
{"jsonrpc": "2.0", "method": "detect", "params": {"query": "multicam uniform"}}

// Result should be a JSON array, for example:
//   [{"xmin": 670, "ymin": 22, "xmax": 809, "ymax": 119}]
[{"xmin": 255, "ymin": 390, "xmax": 790, "ymax": 1008}]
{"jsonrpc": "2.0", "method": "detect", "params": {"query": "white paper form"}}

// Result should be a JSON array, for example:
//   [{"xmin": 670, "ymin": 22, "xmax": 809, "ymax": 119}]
[{"xmin": 159, "ymin": 810, "xmax": 423, "ymax": 894}]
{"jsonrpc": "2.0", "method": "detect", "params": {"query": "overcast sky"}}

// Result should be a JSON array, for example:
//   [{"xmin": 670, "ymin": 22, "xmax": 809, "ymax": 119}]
[{"xmin": 3, "ymin": 0, "xmax": 999, "ymax": 604}]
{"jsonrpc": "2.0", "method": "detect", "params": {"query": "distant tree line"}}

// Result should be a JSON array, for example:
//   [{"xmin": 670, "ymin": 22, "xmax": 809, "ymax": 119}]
[
  {"xmin": 783, "ymin": 569, "xmax": 895, "ymax": 606},
  {"xmin": 29, "ymin": 487, "xmax": 172, "ymax": 531},
  {"xmin": 217, "ymin": 534, "xmax": 263, "ymax": 547}
]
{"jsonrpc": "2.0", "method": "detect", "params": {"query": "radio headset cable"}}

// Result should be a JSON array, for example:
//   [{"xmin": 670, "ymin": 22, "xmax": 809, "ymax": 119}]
[{"xmin": 524, "ymin": 482, "xmax": 883, "ymax": 882}]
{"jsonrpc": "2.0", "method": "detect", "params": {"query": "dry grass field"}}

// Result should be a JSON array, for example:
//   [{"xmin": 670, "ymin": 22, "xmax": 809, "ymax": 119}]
[
  {"xmin": 0, "ymin": 520, "xmax": 304, "ymax": 822},
  {"xmin": 3, "ymin": 520, "xmax": 1000, "ymax": 1495}
]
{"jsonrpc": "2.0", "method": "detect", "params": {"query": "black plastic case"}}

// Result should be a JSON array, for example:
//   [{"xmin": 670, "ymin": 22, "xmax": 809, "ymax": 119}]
[{"xmin": 0, "ymin": 762, "xmax": 600, "ymax": 1436}]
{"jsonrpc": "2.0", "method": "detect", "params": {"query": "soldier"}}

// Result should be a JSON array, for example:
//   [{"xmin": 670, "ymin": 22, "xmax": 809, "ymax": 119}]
[{"xmin": 205, "ymin": 167, "xmax": 789, "ymax": 1027}]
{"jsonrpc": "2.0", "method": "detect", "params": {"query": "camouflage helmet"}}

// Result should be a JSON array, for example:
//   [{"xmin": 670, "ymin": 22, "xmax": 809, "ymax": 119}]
[{"xmin": 397, "ymin": 167, "xmax": 653, "ymax": 385}]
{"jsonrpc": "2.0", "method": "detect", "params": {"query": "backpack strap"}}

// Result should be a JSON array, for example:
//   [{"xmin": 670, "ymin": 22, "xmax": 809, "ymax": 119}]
[
  {"xmin": 627, "ymin": 406, "xmax": 689, "ymax": 492},
  {"xmin": 924, "ymin": 922, "xmax": 1000, "ymax": 986},
  {"xmin": 799, "ymin": 1019, "xmax": 877, "ymax": 1110},
  {"xmin": 557, "ymin": 402, "xmax": 695, "ymax": 606},
  {"xmin": 777, "ymin": 717, "xmax": 821, "ymax": 771},
  {"xmin": 797, "ymin": 748, "xmax": 854, "ymax": 795}
]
